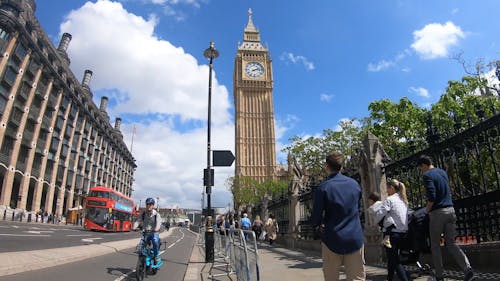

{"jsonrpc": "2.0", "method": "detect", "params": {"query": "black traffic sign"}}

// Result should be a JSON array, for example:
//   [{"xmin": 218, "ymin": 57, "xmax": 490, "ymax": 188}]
[{"xmin": 213, "ymin": 150, "xmax": 235, "ymax": 167}]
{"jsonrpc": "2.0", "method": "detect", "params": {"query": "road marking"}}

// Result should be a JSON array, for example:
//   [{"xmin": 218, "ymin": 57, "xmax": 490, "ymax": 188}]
[
  {"xmin": 0, "ymin": 233, "xmax": 51, "ymax": 237},
  {"xmin": 81, "ymin": 237, "xmax": 104, "ymax": 243},
  {"xmin": 25, "ymin": 230, "xmax": 54, "ymax": 234},
  {"xmin": 67, "ymin": 234, "xmax": 92, "ymax": 237},
  {"xmin": 12, "ymin": 225, "xmax": 19, "ymax": 228},
  {"xmin": 113, "ymin": 270, "xmax": 135, "ymax": 281},
  {"xmin": 167, "ymin": 228, "xmax": 185, "ymax": 249}
]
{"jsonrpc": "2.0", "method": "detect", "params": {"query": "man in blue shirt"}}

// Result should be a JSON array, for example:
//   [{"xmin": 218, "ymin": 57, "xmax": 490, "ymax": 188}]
[
  {"xmin": 240, "ymin": 213, "xmax": 251, "ymax": 230},
  {"xmin": 417, "ymin": 155, "xmax": 474, "ymax": 281},
  {"xmin": 311, "ymin": 152, "xmax": 365, "ymax": 281}
]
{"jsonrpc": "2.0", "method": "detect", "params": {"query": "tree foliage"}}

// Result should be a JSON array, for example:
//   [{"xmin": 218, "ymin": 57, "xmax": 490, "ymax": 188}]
[
  {"xmin": 282, "ymin": 118, "xmax": 364, "ymax": 178},
  {"xmin": 226, "ymin": 176, "xmax": 289, "ymax": 209}
]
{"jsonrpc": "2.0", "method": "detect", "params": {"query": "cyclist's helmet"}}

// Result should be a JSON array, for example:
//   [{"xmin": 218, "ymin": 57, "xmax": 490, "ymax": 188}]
[{"xmin": 145, "ymin": 198, "xmax": 155, "ymax": 205}]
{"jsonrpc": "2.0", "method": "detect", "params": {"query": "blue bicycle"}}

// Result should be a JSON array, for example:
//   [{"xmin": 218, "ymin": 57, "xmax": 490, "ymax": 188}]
[{"xmin": 135, "ymin": 230, "xmax": 166, "ymax": 281}]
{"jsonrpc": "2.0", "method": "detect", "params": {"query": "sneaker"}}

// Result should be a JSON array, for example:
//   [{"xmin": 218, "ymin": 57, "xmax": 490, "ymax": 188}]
[
  {"xmin": 464, "ymin": 268, "xmax": 474, "ymax": 281},
  {"xmin": 382, "ymin": 235, "xmax": 392, "ymax": 248}
]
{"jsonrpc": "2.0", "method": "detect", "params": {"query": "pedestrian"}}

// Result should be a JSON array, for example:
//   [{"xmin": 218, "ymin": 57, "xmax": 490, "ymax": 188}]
[
  {"xmin": 217, "ymin": 215, "xmax": 227, "ymax": 235},
  {"xmin": 240, "ymin": 213, "xmax": 251, "ymax": 230},
  {"xmin": 310, "ymin": 152, "xmax": 365, "ymax": 281},
  {"xmin": 252, "ymin": 215, "xmax": 264, "ymax": 240},
  {"xmin": 417, "ymin": 155, "xmax": 474, "ymax": 281},
  {"xmin": 265, "ymin": 213, "xmax": 278, "ymax": 245},
  {"xmin": 370, "ymin": 179, "xmax": 410, "ymax": 281}
]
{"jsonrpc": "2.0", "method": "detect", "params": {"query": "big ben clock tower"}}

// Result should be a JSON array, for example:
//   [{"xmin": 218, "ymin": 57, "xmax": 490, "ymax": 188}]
[{"xmin": 234, "ymin": 9, "xmax": 277, "ymax": 183}]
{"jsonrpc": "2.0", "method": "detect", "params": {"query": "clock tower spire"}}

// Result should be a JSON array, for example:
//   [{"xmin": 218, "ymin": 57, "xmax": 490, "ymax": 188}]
[{"xmin": 233, "ymin": 9, "xmax": 277, "ymax": 183}]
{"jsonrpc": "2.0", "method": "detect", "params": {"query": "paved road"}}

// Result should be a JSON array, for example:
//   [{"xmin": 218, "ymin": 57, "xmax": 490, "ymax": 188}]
[
  {"xmin": 0, "ymin": 221, "xmax": 139, "ymax": 252},
  {"xmin": 0, "ymin": 227, "xmax": 196, "ymax": 281}
]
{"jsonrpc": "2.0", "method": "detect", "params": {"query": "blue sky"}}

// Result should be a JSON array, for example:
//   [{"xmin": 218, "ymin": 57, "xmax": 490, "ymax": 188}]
[{"xmin": 34, "ymin": 0, "xmax": 500, "ymax": 209}]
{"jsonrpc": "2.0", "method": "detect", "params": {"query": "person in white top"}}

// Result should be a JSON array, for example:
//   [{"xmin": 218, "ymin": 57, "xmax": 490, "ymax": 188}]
[{"xmin": 372, "ymin": 179, "xmax": 410, "ymax": 281}]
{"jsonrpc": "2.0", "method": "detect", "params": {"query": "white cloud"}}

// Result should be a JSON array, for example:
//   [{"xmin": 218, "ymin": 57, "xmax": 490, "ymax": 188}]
[
  {"xmin": 367, "ymin": 49, "xmax": 410, "ymax": 72},
  {"xmin": 60, "ymin": 0, "xmax": 233, "ymax": 209},
  {"xmin": 280, "ymin": 52, "xmax": 315, "ymax": 70},
  {"xmin": 275, "ymin": 115, "xmax": 299, "ymax": 163},
  {"xmin": 320, "ymin": 93, "xmax": 334, "ymax": 103},
  {"xmin": 144, "ymin": 0, "xmax": 203, "ymax": 8},
  {"xmin": 368, "ymin": 60, "xmax": 395, "ymax": 72},
  {"xmin": 411, "ymin": 21, "xmax": 466, "ymax": 59},
  {"xmin": 409, "ymin": 86, "xmax": 431, "ymax": 98}
]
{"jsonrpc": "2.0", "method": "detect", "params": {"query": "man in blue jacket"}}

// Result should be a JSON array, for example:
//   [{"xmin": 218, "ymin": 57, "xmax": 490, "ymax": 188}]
[
  {"xmin": 311, "ymin": 152, "xmax": 365, "ymax": 281},
  {"xmin": 417, "ymin": 155, "xmax": 474, "ymax": 281}
]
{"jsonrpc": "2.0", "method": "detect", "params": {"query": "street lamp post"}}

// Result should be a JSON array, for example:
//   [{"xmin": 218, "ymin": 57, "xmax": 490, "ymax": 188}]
[{"xmin": 203, "ymin": 41, "xmax": 219, "ymax": 263}]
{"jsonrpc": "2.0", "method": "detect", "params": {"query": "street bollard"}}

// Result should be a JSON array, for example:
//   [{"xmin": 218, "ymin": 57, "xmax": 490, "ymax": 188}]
[
  {"xmin": 28, "ymin": 213, "xmax": 32, "ymax": 222},
  {"xmin": 12, "ymin": 211, "xmax": 15, "ymax": 221},
  {"xmin": 20, "ymin": 213, "xmax": 23, "ymax": 222}
]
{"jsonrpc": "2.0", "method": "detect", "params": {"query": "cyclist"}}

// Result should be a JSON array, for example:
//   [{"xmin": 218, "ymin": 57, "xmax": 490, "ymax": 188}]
[{"xmin": 134, "ymin": 197, "xmax": 163, "ymax": 264}]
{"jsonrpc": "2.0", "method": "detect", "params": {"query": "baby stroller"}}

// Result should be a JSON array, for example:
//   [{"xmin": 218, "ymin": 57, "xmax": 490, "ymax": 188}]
[{"xmin": 400, "ymin": 207, "xmax": 432, "ymax": 275}]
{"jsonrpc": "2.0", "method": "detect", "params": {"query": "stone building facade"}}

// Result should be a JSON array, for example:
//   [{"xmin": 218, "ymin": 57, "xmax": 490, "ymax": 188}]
[
  {"xmin": 0, "ymin": 0, "xmax": 136, "ymax": 217},
  {"xmin": 233, "ymin": 9, "xmax": 277, "ymax": 183}
]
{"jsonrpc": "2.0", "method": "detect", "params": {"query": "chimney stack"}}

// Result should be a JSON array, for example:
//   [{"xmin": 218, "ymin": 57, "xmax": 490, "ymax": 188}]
[
  {"xmin": 100, "ymin": 96, "xmax": 108, "ymax": 112},
  {"xmin": 115, "ymin": 118, "xmax": 122, "ymax": 130},
  {"xmin": 81, "ymin": 70, "xmax": 93, "ymax": 87},
  {"xmin": 57, "ymin": 33, "xmax": 72, "ymax": 52}
]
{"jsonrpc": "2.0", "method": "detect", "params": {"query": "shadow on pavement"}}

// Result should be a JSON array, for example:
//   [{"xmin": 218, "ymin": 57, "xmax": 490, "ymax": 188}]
[{"xmin": 106, "ymin": 267, "xmax": 132, "ymax": 277}]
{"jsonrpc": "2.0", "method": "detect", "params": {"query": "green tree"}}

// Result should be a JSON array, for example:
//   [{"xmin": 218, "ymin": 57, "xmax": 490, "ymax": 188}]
[
  {"xmin": 283, "ymin": 119, "xmax": 363, "ymax": 178},
  {"xmin": 367, "ymin": 97, "xmax": 428, "ymax": 158}
]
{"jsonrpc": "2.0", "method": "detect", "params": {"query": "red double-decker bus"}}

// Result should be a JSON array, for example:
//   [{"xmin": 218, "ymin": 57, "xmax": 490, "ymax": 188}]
[{"xmin": 84, "ymin": 186, "xmax": 137, "ymax": 232}]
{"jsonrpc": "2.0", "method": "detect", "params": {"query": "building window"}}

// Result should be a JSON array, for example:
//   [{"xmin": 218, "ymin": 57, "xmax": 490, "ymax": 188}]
[
  {"xmin": 3, "ymin": 67, "xmax": 17, "ymax": 86},
  {"xmin": 0, "ymin": 27, "xmax": 10, "ymax": 41},
  {"xmin": 13, "ymin": 42, "xmax": 27, "ymax": 60}
]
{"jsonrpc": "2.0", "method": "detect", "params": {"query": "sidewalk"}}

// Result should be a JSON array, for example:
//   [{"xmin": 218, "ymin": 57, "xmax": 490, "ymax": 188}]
[{"xmin": 184, "ymin": 237, "xmax": 497, "ymax": 281}]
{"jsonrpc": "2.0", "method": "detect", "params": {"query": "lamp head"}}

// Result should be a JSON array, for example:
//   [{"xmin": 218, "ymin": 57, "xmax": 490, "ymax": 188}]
[{"xmin": 204, "ymin": 41, "xmax": 219, "ymax": 59}]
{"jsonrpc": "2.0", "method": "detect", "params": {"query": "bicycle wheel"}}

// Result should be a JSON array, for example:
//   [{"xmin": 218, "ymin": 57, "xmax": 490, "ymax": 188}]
[{"xmin": 136, "ymin": 256, "xmax": 146, "ymax": 281}]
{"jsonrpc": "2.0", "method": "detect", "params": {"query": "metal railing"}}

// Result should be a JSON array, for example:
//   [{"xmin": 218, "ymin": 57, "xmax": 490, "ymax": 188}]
[{"xmin": 206, "ymin": 227, "xmax": 260, "ymax": 281}]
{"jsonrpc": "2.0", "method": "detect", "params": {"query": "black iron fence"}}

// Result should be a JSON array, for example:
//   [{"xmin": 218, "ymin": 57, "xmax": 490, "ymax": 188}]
[{"xmin": 385, "ymin": 113, "xmax": 500, "ymax": 243}]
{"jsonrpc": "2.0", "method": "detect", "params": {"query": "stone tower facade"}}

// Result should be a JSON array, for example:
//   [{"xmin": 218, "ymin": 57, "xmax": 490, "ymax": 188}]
[{"xmin": 233, "ymin": 9, "xmax": 277, "ymax": 183}]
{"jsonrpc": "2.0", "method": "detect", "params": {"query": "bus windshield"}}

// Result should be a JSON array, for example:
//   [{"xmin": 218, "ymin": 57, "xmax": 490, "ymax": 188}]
[{"xmin": 86, "ymin": 207, "xmax": 109, "ymax": 226}]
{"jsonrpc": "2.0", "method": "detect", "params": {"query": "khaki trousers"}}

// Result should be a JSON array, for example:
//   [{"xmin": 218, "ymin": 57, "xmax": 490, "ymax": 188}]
[{"xmin": 322, "ymin": 243, "xmax": 365, "ymax": 281}]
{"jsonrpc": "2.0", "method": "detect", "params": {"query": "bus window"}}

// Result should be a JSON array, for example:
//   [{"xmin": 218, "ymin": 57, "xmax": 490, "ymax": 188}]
[
  {"xmin": 89, "ymin": 190, "xmax": 109, "ymax": 198},
  {"xmin": 86, "ymin": 207, "xmax": 108, "ymax": 226}
]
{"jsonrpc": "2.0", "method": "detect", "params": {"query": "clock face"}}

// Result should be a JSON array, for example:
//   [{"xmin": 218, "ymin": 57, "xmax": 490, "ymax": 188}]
[{"xmin": 245, "ymin": 61, "xmax": 264, "ymax": 78}]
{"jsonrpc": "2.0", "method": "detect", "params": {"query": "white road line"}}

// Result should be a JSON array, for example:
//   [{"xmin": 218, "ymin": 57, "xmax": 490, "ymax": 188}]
[
  {"xmin": 0, "ymin": 234, "xmax": 51, "ymax": 237},
  {"xmin": 113, "ymin": 270, "xmax": 135, "ymax": 281},
  {"xmin": 81, "ymin": 237, "xmax": 104, "ymax": 243},
  {"xmin": 25, "ymin": 230, "xmax": 54, "ymax": 234},
  {"xmin": 66, "ymin": 234, "xmax": 92, "ymax": 237},
  {"xmin": 167, "ymin": 228, "xmax": 185, "ymax": 249}
]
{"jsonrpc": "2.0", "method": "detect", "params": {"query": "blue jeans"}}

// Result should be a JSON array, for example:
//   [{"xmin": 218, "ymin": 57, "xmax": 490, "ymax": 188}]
[{"xmin": 145, "ymin": 232, "xmax": 160, "ymax": 257}]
